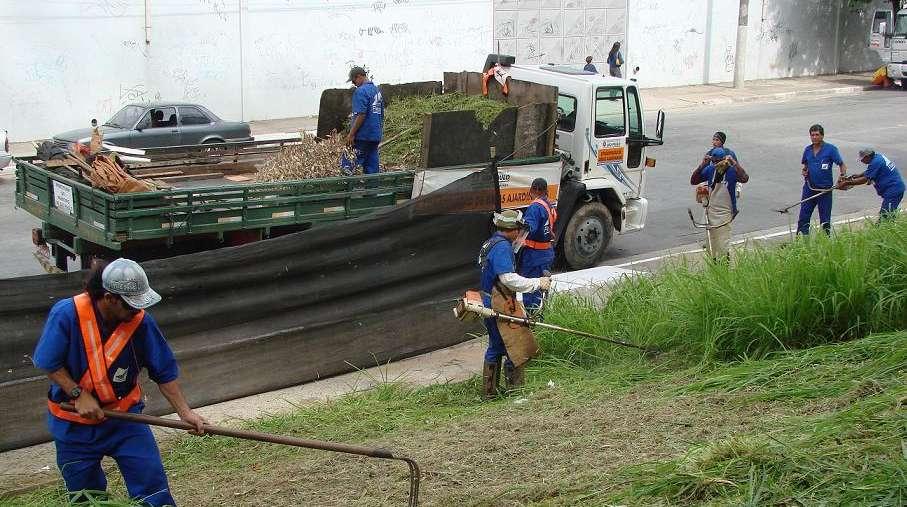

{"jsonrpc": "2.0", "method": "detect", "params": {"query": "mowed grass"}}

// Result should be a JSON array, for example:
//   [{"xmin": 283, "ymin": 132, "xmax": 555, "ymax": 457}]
[{"xmin": 4, "ymin": 218, "xmax": 906, "ymax": 506}]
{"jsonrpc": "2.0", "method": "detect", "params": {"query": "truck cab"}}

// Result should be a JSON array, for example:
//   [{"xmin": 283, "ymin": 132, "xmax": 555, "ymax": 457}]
[
  {"xmin": 886, "ymin": 9, "xmax": 907, "ymax": 86},
  {"xmin": 508, "ymin": 63, "xmax": 665, "ymax": 268}
]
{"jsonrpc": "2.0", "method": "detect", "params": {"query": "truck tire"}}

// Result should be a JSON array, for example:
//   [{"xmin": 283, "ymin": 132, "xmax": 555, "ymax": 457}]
[{"xmin": 562, "ymin": 201, "xmax": 613, "ymax": 270}]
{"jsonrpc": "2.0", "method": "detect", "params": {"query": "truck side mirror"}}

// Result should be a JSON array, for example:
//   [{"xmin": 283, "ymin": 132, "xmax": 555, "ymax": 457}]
[{"xmin": 656, "ymin": 110, "xmax": 666, "ymax": 140}]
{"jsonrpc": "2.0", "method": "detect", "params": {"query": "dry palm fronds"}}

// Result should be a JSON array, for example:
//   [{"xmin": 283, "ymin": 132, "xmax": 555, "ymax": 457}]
[
  {"xmin": 86, "ymin": 154, "xmax": 155, "ymax": 193},
  {"xmin": 257, "ymin": 133, "xmax": 359, "ymax": 182}
]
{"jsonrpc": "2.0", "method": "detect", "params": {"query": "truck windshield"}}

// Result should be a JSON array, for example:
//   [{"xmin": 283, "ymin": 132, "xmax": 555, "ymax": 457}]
[
  {"xmin": 594, "ymin": 87, "xmax": 626, "ymax": 138},
  {"xmin": 895, "ymin": 13, "xmax": 907, "ymax": 36},
  {"xmin": 104, "ymin": 105, "xmax": 146, "ymax": 129}
]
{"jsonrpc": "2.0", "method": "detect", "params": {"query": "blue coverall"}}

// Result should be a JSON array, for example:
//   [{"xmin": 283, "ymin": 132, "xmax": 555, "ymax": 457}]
[
  {"xmin": 33, "ymin": 298, "xmax": 180, "ymax": 507},
  {"xmin": 518, "ymin": 198, "xmax": 555, "ymax": 312}
]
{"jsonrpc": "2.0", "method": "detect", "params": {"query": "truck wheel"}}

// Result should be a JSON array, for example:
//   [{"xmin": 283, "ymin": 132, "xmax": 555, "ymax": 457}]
[{"xmin": 562, "ymin": 202, "xmax": 613, "ymax": 270}]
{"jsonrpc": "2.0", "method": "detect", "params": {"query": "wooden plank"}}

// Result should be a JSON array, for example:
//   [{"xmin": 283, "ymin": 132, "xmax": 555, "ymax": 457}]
[
  {"xmin": 225, "ymin": 175, "xmax": 253, "ymax": 182},
  {"xmin": 157, "ymin": 172, "xmax": 224, "ymax": 182},
  {"xmin": 135, "ymin": 170, "xmax": 183, "ymax": 179}
]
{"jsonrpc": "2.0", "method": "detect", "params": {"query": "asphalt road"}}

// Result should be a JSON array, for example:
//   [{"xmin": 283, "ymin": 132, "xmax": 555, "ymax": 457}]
[
  {"xmin": 1, "ymin": 90, "xmax": 905, "ymax": 278},
  {"xmin": 602, "ymin": 90, "xmax": 907, "ymax": 263}
]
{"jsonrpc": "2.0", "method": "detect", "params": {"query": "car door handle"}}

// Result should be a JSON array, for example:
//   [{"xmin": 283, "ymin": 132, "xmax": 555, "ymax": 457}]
[{"xmin": 171, "ymin": 129, "xmax": 179, "ymax": 133}]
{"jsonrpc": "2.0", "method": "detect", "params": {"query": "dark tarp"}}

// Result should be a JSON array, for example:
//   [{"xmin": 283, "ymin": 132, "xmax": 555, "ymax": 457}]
[{"xmin": 0, "ymin": 167, "xmax": 499, "ymax": 451}]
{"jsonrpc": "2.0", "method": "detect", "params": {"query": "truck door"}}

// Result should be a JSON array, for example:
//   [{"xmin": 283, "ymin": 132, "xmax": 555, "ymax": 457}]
[
  {"xmin": 592, "ymin": 86, "xmax": 632, "ymax": 191},
  {"xmin": 625, "ymin": 85, "xmax": 646, "ymax": 196},
  {"xmin": 870, "ymin": 9, "xmax": 894, "ymax": 62},
  {"xmin": 555, "ymin": 93, "xmax": 578, "ymax": 158}
]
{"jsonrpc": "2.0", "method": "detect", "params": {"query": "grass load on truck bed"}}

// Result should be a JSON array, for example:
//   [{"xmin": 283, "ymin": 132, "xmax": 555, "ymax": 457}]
[
  {"xmin": 381, "ymin": 92, "xmax": 510, "ymax": 168},
  {"xmin": 256, "ymin": 93, "xmax": 510, "ymax": 181}
]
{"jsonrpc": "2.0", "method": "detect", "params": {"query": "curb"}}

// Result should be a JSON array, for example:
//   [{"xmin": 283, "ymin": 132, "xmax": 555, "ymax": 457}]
[{"xmin": 698, "ymin": 84, "xmax": 874, "ymax": 107}]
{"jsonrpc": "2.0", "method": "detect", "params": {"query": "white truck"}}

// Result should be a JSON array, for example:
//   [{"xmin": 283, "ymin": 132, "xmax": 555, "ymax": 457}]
[
  {"xmin": 886, "ymin": 8, "xmax": 907, "ymax": 85},
  {"xmin": 418, "ymin": 62, "xmax": 665, "ymax": 269},
  {"xmin": 869, "ymin": 6, "xmax": 907, "ymax": 85}
]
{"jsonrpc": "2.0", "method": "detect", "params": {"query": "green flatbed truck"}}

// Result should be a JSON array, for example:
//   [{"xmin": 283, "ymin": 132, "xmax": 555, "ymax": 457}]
[{"xmin": 15, "ymin": 150, "xmax": 415, "ymax": 271}]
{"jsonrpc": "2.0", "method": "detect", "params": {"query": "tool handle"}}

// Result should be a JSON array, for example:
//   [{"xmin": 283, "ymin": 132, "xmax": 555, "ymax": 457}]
[{"xmin": 58, "ymin": 402, "xmax": 397, "ymax": 459}]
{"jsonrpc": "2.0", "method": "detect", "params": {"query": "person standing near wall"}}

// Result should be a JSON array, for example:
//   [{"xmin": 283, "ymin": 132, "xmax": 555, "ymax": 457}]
[
  {"xmin": 583, "ymin": 56, "xmax": 598, "ymax": 73},
  {"xmin": 607, "ymin": 42, "xmax": 623, "ymax": 78},
  {"xmin": 346, "ymin": 66, "xmax": 385, "ymax": 175}
]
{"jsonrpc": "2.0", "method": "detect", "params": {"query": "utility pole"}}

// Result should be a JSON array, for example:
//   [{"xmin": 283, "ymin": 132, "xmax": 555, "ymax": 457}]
[{"xmin": 734, "ymin": 0, "xmax": 749, "ymax": 89}]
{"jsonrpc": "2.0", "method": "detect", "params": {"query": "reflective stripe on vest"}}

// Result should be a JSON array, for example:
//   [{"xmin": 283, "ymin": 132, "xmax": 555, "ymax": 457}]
[
  {"xmin": 47, "ymin": 293, "xmax": 144, "ymax": 425},
  {"xmin": 523, "ymin": 198, "xmax": 557, "ymax": 250}
]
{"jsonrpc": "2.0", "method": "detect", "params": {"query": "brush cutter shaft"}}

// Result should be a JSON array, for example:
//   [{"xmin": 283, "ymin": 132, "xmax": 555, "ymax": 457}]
[
  {"xmin": 778, "ymin": 186, "xmax": 833, "ymax": 212},
  {"xmin": 455, "ymin": 299, "xmax": 652, "ymax": 352},
  {"xmin": 59, "ymin": 403, "xmax": 422, "ymax": 506}
]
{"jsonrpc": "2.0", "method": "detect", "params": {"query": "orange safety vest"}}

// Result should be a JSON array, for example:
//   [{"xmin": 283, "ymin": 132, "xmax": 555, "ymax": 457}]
[
  {"xmin": 47, "ymin": 293, "xmax": 145, "ymax": 424},
  {"xmin": 523, "ymin": 198, "xmax": 557, "ymax": 250},
  {"xmin": 482, "ymin": 66, "xmax": 510, "ymax": 96}
]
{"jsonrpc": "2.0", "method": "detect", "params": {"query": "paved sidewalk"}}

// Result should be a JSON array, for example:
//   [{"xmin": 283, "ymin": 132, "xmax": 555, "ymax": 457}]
[
  {"xmin": 7, "ymin": 72, "xmax": 881, "ymax": 158},
  {"xmin": 641, "ymin": 72, "xmax": 877, "ymax": 111}
]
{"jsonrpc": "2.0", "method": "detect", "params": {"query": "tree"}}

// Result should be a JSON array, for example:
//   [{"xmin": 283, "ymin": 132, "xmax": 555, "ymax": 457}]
[{"xmin": 849, "ymin": 0, "xmax": 904, "ymax": 14}]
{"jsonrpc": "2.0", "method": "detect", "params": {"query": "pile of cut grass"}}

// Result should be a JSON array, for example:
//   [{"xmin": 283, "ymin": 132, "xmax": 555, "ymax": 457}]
[
  {"xmin": 540, "ymin": 217, "xmax": 907, "ymax": 364},
  {"xmin": 381, "ymin": 92, "xmax": 510, "ymax": 167}
]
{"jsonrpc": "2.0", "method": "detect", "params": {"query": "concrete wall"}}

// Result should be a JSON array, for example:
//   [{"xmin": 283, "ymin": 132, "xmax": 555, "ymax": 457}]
[
  {"xmin": 0, "ymin": 0, "xmax": 887, "ymax": 141},
  {"xmin": 492, "ymin": 0, "xmax": 627, "ymax": 71},
  {"xmin": 626, "ymin": 0, "xmax": 886, "ymax": 88},
  {"xmin": 0, "ymin": 0, "xmax": 493, "ymax": 141}
]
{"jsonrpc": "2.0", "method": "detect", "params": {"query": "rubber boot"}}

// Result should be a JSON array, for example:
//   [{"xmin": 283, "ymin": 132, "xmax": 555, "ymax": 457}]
[
  {"xmin": 482, "ymin": 361, "xmax": 501, "ymax": 399},
  {"xmin": 504, "ymin": 363, "xmax": 525, "ymax": 390}
]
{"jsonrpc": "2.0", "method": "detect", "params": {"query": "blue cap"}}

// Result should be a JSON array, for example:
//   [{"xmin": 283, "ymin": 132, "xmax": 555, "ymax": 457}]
[{"xmin": 710, "ymin": 148, "xmax": 727, "ymax": 160}]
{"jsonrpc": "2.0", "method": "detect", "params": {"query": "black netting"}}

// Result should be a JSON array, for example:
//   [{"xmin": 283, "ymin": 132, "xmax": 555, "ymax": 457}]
[{"xmin": 0, "ymin": 166, "xmax": 499, "ymax": 450}]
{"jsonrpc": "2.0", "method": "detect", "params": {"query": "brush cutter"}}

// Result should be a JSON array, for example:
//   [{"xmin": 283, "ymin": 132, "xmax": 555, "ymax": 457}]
[
  {"xmin": 772, "ymin": 186, "xmax": 835, "ymax": 214},
  {"xmin": 772, "ymin": 175, "xmax": 855, "ymax": 214},
  {"xmin": 453, "ymin": 291, "xmax": 656, "ymax": 354},
  {"xmin": 59, "ymin": 403, "xmax": 421, "ymax": 506}
]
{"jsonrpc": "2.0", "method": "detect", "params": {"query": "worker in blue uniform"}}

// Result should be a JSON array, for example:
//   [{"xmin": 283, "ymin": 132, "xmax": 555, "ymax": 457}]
[
  {"xmin": 478, "ymin": 210, "xmax": 551, "ymax": 397},
  {"xmin": 694, "ymin": 131, "xmax": 738, "ymax": 173},
  {"xmin": 798, "ymin": 124, "xmax": 847, "ymax": 235},
  {"xmin": 32, "ymin": 258, "xmax": 206, "ymax": 506},
  {"xmin": 346, "ymin": 66, "xmax": 385, "ymax": 175},
  {"xmin": 838, "ymin": 147, "xmax": 905, "ymax": 219},
  {"xmin": 518, "ymin": 178, "xmax": 557, "ymax": 314}
]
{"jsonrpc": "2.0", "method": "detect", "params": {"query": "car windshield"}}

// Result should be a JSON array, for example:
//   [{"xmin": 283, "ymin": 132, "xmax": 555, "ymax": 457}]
[
  {"xmin": 104, "ymin": 105, "xmax": 146, "ymax": 128},
  {"xmin": 895, "ymin": 13, "xmax": 907, "ymax": 37}
]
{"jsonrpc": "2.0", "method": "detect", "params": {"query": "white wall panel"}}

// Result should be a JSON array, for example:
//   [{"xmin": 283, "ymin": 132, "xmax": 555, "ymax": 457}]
[{"xmin": 1, "ymin": 0, "xmax": 491, "ymax": 141}]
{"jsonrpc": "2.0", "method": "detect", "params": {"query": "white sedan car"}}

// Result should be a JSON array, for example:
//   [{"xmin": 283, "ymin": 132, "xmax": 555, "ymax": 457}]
[{"xmin": 0, "ymin": 129, "xmax": 10, "ymax": 168}]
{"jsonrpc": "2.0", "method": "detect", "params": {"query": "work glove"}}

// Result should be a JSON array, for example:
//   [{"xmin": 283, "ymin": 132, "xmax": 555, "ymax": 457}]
[{"xmin": 538, "ymin": 276, "xmax": 552, "ymax": 291}]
